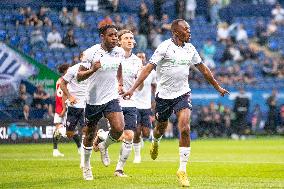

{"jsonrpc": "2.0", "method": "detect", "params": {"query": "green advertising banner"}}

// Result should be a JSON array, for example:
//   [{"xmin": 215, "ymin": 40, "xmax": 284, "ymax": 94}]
[{"xmin": 10, "ymin": 46, "xmax": 60, "ymax": 96}]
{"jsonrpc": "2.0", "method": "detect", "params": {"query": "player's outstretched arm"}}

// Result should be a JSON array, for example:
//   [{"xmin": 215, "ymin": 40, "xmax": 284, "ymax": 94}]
[
  {"xmin": 77, "ymin": 61, "xmax": 101, "ymax": 82},
  {"xmin": 195, "ymin": 63, "xmax": 229, "ymax": 97},
  {"xmin": 123, "ymin": 63, "xmax": 155, "ymax": 99},
  {"xmin": 117, "ymin": 63, "xmax": 123, "ymax": 87}
]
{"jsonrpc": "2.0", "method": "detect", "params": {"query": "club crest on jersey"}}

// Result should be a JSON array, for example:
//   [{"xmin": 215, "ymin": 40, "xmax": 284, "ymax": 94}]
[{"xmin": 113, "ymin": 52, "xmax": 120, "ymax": 57}]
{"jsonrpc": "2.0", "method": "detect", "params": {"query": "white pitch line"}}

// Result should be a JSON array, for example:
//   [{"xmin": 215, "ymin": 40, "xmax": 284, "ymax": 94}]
[{"xmin": 0, "ymin": 158, "xmax": 284, "ymax": 164}]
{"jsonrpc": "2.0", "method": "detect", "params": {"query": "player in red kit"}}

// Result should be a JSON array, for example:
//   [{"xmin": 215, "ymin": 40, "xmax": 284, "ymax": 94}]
[{"xmin": 53, "ymin": 64, "xmax": 70, "ymax": 157}]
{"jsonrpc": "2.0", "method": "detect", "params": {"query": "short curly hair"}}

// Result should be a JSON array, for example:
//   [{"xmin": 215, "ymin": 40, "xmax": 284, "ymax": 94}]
[
  {"xmin": 57, "ymin": 63, "xmax": 70, "ymax": 74},
  {"xmin": 98, "ymin": 25, "xmax": 117, "ymax": 35}
]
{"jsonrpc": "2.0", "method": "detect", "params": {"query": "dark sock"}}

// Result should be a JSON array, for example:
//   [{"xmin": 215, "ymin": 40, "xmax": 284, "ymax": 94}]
[
  {"xmin": 53, "ymin": 134, "xmax": 59, "ymax": 149},
  {"xmin": 73, "ymin": 134, "xmax": 81, "ymax": 148}
]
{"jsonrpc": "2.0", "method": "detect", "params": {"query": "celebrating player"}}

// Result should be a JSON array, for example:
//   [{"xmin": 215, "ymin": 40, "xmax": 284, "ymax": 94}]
[
  {"xmin": 60, "ymin": 59, "xmax": 89, "ymax": 157},
  {"xmin": 77, "ymin": 25, "xmax": 125, "ymax": 180},
  {"xmin": 123, "ymin": 19, "xmax": 229, "ymax": 187},
  {"xmin": 113, "ymin": 30, "xmax": 143, "ymax": 177}
]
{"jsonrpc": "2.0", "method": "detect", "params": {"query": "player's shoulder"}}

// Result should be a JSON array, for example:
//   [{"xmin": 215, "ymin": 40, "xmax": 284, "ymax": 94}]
[
  {"xmin": 113, "ymin": 46, "xmax": 125, "ymax": 55},
  {"xmin": 130, "ymin": 54, "xmax": 142, "ymax": 62},
  {"xmin": 155, "ymin": 39, "xmax": 173, "ymax": 53},
  {"xmin": 83, "ymin": 44, "xmax": 101, "ymax": 54},
  {"xmin": 185, "ymin": 42, "xmax": 198, "ymax": 51},
  {"xmin": 159, "ymin": 39, "xmax": 172, "ymax": 48}
]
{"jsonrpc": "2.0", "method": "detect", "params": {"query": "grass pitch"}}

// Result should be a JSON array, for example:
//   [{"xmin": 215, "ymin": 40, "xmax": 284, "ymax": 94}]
[{"xmin": 0, "ymin": 137, "xmax": 284, "ymax": 189}]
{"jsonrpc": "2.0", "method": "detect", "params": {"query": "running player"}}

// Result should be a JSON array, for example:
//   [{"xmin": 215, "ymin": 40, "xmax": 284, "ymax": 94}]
[
  {"xmin": 60, "ymin": 59, "xmax": 90, "ymax": 156},
  {"xmin": 133, "ymin": 52, "xmax": 156, "ymax": 164},
  {"xmin": 123, "ymin": 19, "xmax": 229, "ymax": 187},
  {"xmin": 113, "ymin": 30, "xmax": 143, "ymax": 177},
  {"xmin": 53, "ymin": 63, "xmax": 69, "ymax": 157},
  {"xmin": 77, "ymin": 25, "xmax": 125, "ymax": 180}
]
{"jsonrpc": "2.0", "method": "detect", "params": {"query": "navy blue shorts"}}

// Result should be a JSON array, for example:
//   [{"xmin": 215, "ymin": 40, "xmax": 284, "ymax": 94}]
[
  {"xmin": 137, "ymin": 108, "xmax": 152, "ymax": 128},
  {"xmin": 85, "ymin": 99, "xmax": 122, "ymax": 126},
  {"xmin": 122, "ymin": 107, "xmax": 137, "ymax": 131},
  {"xmin": 155, "ymin": 92, "xmax": 192, "ymax": 122},
  {"xmin": 65, "ymin": 106, "xmax": 85, "ymax": 132}
]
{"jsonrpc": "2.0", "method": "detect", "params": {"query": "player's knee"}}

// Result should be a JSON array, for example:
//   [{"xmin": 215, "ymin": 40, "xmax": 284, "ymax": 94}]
[
  {"xmin": 124, "ymin": 130, "xmax": 134, "ymax": 141},
  {"xmin": 143, "ymin": 131, "xmax": 150, "ymax": 138},
  {"xmin": 142, "ymin": 127, "xmax": 150, "ymax": 138},
  {"xmin": 66, "ymin": 131, "xmax": 74, "ymax": 139},
  {"xmin": 111, "ymin": 128, "xmax": 123, "ymax": 140},
  {"xmin": 85, "ymin": 128, "xmax": 95, "ymax": 139}
]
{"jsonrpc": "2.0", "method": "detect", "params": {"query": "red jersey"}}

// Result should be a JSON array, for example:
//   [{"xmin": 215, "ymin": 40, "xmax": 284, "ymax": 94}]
[{"xmin": 55, "ymin": 77, "xmax": 64, "ymax": 114}]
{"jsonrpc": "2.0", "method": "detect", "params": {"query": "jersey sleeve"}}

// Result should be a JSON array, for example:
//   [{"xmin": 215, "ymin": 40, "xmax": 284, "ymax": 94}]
[
  {"xmin": 82, "ymin": 48, "xmax": 94, "ymax": 63},
  {"xmin": 151, "ymin": 71, "xmax": 157, "ymax": 84},
  {"xmin": 62, "ymin": 66, "xmax": 75, "ymax": 83},
  {"xmin": 191, "ymin": 45, "xmax": 202, "ymax": 65},
  {"xmin": 82, "ymin": 45, "xmax": 102, "ymax": 63},
  {"xmin": 149, "ymin": 42, "xmax": 167, "ymax": 66}
]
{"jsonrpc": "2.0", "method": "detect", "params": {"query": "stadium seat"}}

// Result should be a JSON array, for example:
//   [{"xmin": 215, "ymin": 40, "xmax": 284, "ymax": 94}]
[
  {"xmin": 9, "ymin": 35, "xmax": 20, "ymax": 47},
  {"xmin": 34, "ymin": 52, "xmax": 45, "ymax": 63},
  {"xmin": 0, "ymin": 30, "xmax": 6, "ymax": 41},
  {"xmin": 47, "ymin": 59, "xmax": 57, "ymax": 69},
  {"xmin": 22, "ymin": 43, "xmax": 31, "ymax": 54}
]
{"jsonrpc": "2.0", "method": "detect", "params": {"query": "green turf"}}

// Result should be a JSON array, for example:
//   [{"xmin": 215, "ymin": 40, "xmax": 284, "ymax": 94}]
[{"xmin": 1, "ymin": 137, "xmax": 284, "ymax": 189}]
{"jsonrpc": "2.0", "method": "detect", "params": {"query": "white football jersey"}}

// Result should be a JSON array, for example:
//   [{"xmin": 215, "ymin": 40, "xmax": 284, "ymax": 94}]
[
  {"xmin": 63, "ymin": 62, "xmax": 90, "ymax": 108},
  {"xmin": 119, "ymin": 54, "xmax": 143, "ymax": 107},
  {"xmin": 134, "ymin": 70, "xmax": 156, "ymax": 109},
  {"xmin": 149, "ymin": 39, "xmax": 202, "ymax": 99},
  {"xmin": 82, "ymin": 44, "xmax": 125, "ymax": 105}
]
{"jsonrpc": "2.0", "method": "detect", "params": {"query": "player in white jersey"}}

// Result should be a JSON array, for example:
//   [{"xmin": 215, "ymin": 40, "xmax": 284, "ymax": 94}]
[
  {"xmin": 60, "ymin": 61, "xmax": 90, "ymax": 157},
  {"xmin": 113, "ymin": 30, "xmax": 143, "ymax": 177},
  {"xmin": 76, "ymin": 25, "xmax": 125, "ymax": 181},
  {"xmin": 133, "ymin": 52, "xmax": 157, "ymax": 164},
  {"xmin": 124, "ymin": 19, "xmax": 229, "ymax": 187}
]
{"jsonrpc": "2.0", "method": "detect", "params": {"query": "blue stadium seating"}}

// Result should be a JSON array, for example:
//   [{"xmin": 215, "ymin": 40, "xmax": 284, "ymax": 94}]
[
  {"xmin": 34, "ymin": 51, "xmax": 45, "ymax": 63},
  {"xmin": 9, "ymin": 35, "xmax": 20, "ymax": 47},
  {"xmin": 0, "ymin": 30, "xmax": 6, "ymax": 41}
]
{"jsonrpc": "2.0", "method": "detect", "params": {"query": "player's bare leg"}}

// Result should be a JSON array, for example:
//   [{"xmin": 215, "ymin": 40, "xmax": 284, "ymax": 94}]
[
  {"xmin": 176, "ymin": 108, "xmax": 191, "ymax": 187},
  {"xmin": 98, "ymin": 112, "xmax": 124, "ymax": 166},
  {"xmin": 150, "ymin": 121, "xmax": 167, "ymax": 160},
  {"xmin": 66, "ymin": 131, "xmax": 81, "ymax": 154}
]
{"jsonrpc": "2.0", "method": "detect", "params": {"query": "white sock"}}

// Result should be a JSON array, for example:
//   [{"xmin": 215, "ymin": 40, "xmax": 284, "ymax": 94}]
[
  {"xmin": 82, "ymin": 145, "xmax": 92, "ymax": 168},
  {"xmin": 133, "ymin": 142, "xmax": 141, "ymax": 158},
  {"xmin": 116, "ymin": 140, "xmax": 133, "ymax": 171},
  {"xmin": 103, "ymin": 133, "xmax": 118, "ymax": 148},
  {"xmin": 178, "ymin": 147, "xmax": 191, "ymax": 172}
]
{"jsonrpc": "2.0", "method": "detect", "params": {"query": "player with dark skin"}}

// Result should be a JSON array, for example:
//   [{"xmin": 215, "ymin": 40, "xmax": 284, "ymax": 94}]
[
  {"xmin": 77, "ymin": 26, "xmax": 124, "ymax": 149},
  {"xmin": 123, "ymin": 19, "xmax": 229, "ymax": 187},
  {"xmin": 76, "ymin": 25, "xmax": 125, "ymax": 180}
]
